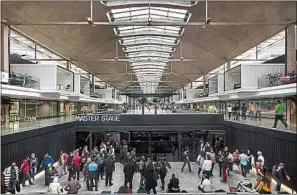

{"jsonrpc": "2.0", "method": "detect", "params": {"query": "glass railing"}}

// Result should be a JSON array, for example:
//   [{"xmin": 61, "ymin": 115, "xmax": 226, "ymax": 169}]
[
  {"xmin": 8, "ymin": 73, "xmax": 40, "ymax": 89},
  {"xmin": 258, "ymin": 72, "xmax": 296, "ymax": 88}
]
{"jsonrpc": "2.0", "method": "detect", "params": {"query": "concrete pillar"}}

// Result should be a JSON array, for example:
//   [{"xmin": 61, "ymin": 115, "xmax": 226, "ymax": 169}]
[
  {"xmin": 91, "ymin": 75, "xmax": 95, "ymax": 94},
  {"xmin": 286, "ymin": 24, "xmax": 296, "ymax": 73},
  {"xmin": 1, "ymin": 24, "xmax": 10, "ymax": 79},
  {"xmin": 203, "ymin": 74, "xmax": 207, "ymax": 94},
  {"xmin": 226, "ymin": 61, "xmax": 231, "ymax": 71},
  {"xmin": 66, "ymin": 61, "xmax": 71, "ymax": 70}
]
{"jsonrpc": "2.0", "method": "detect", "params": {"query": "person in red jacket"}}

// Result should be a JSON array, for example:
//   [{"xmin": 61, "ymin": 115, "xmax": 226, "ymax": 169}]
[
  {"xmin": 72, "ymin": 152, "xmax": 82, "ymax": 181},
  {"xmin": 232, "ymin": 149, "xmax": 240, "ymax": 172},
  {"xmin": 59, "ymin": 150, "xmax": 68, "ymax": 176},
  {"xmin": 21, "ymin": 156, "xmax": 34, "ymax": 186}
]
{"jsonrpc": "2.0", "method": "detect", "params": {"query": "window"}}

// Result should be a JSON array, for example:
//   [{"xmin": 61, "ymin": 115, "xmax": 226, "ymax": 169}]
[
  {"xmin": 120, "ymin": 36, "xmax": 178, "ymax": 46},
  {"xmin": 108, "ymin": 6, "xmax": 191, "ymax": 23},
  {"xmin": 114, "ymin": 26, "xmax": 184, "ymax": 37},
  {"xmin": 101, "ymin": 1, "xmax": 198, "ymax": 7},
  {"xmin": 124, "ymin": 44, "xmax": 175, "ymax": 53},
  {"xmin": 126, "ymin": 51, "xmax": 172, "ymax": 58}
]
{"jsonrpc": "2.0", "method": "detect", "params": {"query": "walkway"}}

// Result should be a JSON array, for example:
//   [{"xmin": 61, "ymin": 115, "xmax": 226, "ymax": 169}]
[{"xmin": 19, "ymin": 162, "xmax": 259, "ymax": 194}]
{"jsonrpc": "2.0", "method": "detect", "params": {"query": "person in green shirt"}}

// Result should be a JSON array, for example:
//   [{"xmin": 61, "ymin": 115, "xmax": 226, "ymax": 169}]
[{"xmin": 272, "ymin": 100, "xmax": 288, "ymax": 129}]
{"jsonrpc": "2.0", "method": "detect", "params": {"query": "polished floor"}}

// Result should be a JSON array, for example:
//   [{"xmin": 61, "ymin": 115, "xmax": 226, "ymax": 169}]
[{"xmin": 18, "ymin": 162, "xmax": 259, "ymax": 194}]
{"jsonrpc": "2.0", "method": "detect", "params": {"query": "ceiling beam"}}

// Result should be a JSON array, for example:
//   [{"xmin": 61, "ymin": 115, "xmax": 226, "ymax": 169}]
[{"xmin": 3, "ymin": 20, "xmax": 295, "ymax": 26}]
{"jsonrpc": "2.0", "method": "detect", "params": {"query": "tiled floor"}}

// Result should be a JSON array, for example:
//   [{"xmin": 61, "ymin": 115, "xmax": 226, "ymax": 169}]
[{"xmin": 18, "ymin": 162, "xmax": 259, "ymax": 194}]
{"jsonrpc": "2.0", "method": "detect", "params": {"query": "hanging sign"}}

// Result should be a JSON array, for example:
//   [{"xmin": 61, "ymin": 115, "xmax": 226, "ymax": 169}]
[{"xmin": 75, "ymin": 114, "xmax": 120, "ymax": 122}]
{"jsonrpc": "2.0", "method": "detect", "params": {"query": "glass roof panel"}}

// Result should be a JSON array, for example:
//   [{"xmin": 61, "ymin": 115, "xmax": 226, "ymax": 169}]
[
  {"xmin": 126, "ymin": 51, "xmax": 172, "ymax": 58},
  {"xmin": 101, "ymin": 1, "xmax": 198, "ymax": 7},
  {"xmin": 124, "ymin": 44, "xmax": 174, "ymax": 53},
  {"xmin": 131, "ymin": 61, "xmax": 167, "ymax": 66},
  {"xmin": 114, "ymin": 26, "xmax": 184, "ymax": 36},
  {"xmin": 108, "ymin": 6, "xmax": 190, "ymax": 23},
  {"xmin": 120, "ymin": 36, "xmax": 178, "ymax": 46}
]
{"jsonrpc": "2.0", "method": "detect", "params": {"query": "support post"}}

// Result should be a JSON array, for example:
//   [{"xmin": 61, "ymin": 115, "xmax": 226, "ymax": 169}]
[
  {"xmin": 91, "ymin": 74, "xmax": 95, "ymax": 94},
  {"xmin": 1, "ymin": 24, "xmax": 10, "ymax": 83},
  {"xmin": 286, "ymin": 24, "xmax": 296, "ymax": 73},
  {"xmin": 203, "ymin": 73, "xmax": 207, "ymax": 94},
  {"xmin": 66, "ymin": 61, "xmax": 71, "ymax": 70},
  {"xmin": 89, "ymin": 132, "xmax": 93, "ymax": 151}
]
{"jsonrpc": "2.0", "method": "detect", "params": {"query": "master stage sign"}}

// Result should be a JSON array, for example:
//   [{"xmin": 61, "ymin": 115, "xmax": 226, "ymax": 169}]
[{"xmin": 75, "ymin": 115, "xmax": 120, "ymax": 122}]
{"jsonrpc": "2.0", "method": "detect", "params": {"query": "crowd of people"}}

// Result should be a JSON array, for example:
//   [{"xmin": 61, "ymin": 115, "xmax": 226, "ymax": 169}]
[{"xmin": 1, "ymin": 135, "xmax": 292, "ymax": 194}]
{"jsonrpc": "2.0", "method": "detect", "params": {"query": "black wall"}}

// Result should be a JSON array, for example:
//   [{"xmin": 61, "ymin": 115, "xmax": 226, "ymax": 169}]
[
  {"xmin": 1, "ymin": 122, "xmax": 76, "ymax": 169},
  {"xmin": 225, "ymin": 121, "xmax": 296, "ymax": 190}
]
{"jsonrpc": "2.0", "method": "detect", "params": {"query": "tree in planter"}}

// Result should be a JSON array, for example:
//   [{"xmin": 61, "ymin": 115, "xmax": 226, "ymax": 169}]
[
  {"xmin": 138, "ymin": 97, "xmax": 149, "ymax": 115},
  {"xmin": 122, "ymin": 102, "xmax": 129, "ymax": 113},
  {"xmin": 152, "ymin": 98, "xmax": 160, "ymax": 115},
  {"xmin": 170, "ymin": 102, "xmax": 176, "ymax": 113}
]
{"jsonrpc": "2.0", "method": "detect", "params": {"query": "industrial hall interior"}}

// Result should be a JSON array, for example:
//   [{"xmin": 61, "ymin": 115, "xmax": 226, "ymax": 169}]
[{"xmin": 0, "ymin": 0, "xmax": 296, "ymax": 195}]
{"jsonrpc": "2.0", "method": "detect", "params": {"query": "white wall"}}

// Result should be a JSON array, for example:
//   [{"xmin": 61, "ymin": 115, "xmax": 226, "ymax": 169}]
[
  {"xmin": 119, "ymin": 95, "xmax": 127, "ymax": 102},
  {"xmin": 186, "ymin": 89, "xmax": 201, "ymax": 99},
  {"xmin": 74, "ymin": 74, "xmax": 80, "ymax": 93},
  {"xmin": 173, "ymin": 95, "xmax": 179, "ymax": 101},
  {"xmin": 225, "ymin": 66, "xmax": 241, "ymax": 91},
  {"xmin": 241, "ymin": 64, "xmax": 285, "ymax": 89},
  {"xmin": 80, "ymin": 76, "xmax": 90, "ymax": 96},
  {"xmin": 218, "ymin": 74, "xmax": 225, "ymax": 93},
  {"xmin": 10, "ymin": 64, "xmax": 56, "ymax": 90}
]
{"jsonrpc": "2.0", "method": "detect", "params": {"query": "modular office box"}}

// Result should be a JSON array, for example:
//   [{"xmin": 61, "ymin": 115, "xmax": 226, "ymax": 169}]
[{"xmin": 74, "ymin": 74, "xmax": 90, "ymax": 95}]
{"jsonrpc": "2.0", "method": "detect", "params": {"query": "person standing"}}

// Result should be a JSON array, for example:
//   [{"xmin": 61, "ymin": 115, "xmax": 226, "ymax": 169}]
[
  {"xmin": 217, "ymin": 151, "xmax": 224, "ymax": 177},
  {"xmin": 67, "ymin": 152, "xmax": 74, "ymax": 182},
  {"xmin": 97, "ymin": 153, "xmax": 105, "ymax": 180},
  {"xmin": 181, "ymin": 149, "xmax": 192, "ymax": 172},
  {"xmin": 109, "ymin": 145, "xmax": 115, "ymax": 161},
  {"xmin": 144, "ymin": 158, "xmax": 157, "ymax": 194},
  {"xmin": 59, "ymin": 150, "xmax": 68, "ymax": 176},
  {"xmin": 227, "ymin": 105, "xmax": 233, "ymax": 120},
  {"xmin": 88, "ymin": 160, "xmax": 98, "ymax": 191},
  {"xmin": 71, "ymin": 152, "xmax": 82, "ymax": 181},
  {"xmin": 104, "ymin": 155, "xmax": 115, "ymax": 187},
  {"xmin": 272, "ymin": 100, "xmax": 288, "ymax": 129},
  {"xmin": 241, "ymin": 103, "xmax": 248, "ymax": 122},
  {"xmin": 30, "ymin": 153, "xmax": 38, "ymax": 182},
  {"xmin": 123, "ymin": 156, "xmax": 135, "ymax": 190},
  {"xmin": 82, "ymin": 158, "xmax": 91, "ymax": 191},
  {"xmin": 41, "ymin": 153, "xmax": 54, "ymax": 186},
  {"xmin": 159, "ymin": 161, "xmax": 167, "ymax": 190},
  {"xmin": 3, "ymin": 162, "xmax": 19, "ymax": 194},
  {"xmin": 209, "ymin": 148, "xmax": 216, "ymax": 176},
  {"xmin": 239, "ymin": 150, "xmax": 248, "ymax": 178},
  {"xmin": 196, "ymin": 151, "xmax": 205, "ymax": 178},
  {"xmin": 21, "ymin": 156, "xmax": 34, "ymax": 186},
  {"xmin": 255, "ymin": 102, "xmax": 262, "ymax": 120},
  {"xmin": 249, "ymin": 102, "xmax": 255, "ymax": 120},
  {"xmin": 246, "ymin": 150, "xmax": 254, "ymax": 174},
  {"xmin": 221, "ymin": 152, "xmax": 229, "ymax": 183},
  {"xmin": 64, "ymin": 175, "xmax": 81, "ymax": 194},
  {"xmin": 272, "ymin": 163, "xmax": 290, "ymax": 192},
  {"xmin": 139, "ymin": 156, "xmax": 146, "ymax": 188}
]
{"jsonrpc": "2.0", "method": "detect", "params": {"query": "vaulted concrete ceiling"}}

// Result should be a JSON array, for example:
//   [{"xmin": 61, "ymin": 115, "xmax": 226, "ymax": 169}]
[{"xmin": 1, "ymin": 1, "xmax": 296, "ymax": 91}]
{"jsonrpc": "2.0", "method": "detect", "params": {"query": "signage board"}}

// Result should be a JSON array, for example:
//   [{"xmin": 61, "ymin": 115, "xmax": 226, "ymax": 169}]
[
  {"xmin": 75, "ymin": 115, "xmax": 120, "ymax": 122},
  {"xmin": 1, "ymin": 72, "xmax": 9, "ymax": 83}
]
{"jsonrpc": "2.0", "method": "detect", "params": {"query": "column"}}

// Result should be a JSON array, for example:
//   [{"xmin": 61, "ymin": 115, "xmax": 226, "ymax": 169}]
[
  {"xmin": 113, "ymin": 86, "xmax": 116, "ymax": 100},
  {"xmin": 89, "ymin": 132, "xmax": 93, "ymax": 150},
  {"xmin": 91, "ymin": 75, "xmax": 95, "ymax": 94},
  {"xmin": 226, "ymin": 61, "xmax": 231, "ymax": 71},
  {"xmin": 203, "ymin": 74, "xmax": 207, "ymax": 94},
  {"xmin": 286, "ymin": 24, "xmax": 296, "ymax": 73},
  {"xmin": 66, "ymin": 61, "xmax": 71, "ymax": 70},
  {"xmin": 1, "ymin": 24, "xmax": 10, "ymax": 82}
]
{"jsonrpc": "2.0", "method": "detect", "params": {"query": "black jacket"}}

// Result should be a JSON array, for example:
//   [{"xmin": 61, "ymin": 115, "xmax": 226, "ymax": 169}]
[
  {"xmin": 104, "ymin": 159, "xmax": 115, "ymax": 173},
  {"xmin": 169, "ymin": 178, "xmax": 179, "ymax": 189},
  {"xmin": 123, "ymin": 162, "xmax": 135, "ymax": 179}
]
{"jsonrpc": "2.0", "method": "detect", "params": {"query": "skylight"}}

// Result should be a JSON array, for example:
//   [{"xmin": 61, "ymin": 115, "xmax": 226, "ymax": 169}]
[
  {"xmin": 126, "ymin": 51, "xmax": 172, "ymax": 58},
  {"xmin": 120, "ymin": 36, "xmax": 178, "ymax": 46},
  {"xmin": 101, "ymin": 1, "xmax": 198, "ymax": 8},
  {"xmin": 131, "ymin": 62, "xmax": 167, "ymax": 66},
  {"xmin": 124, "ymin": 44, "xmax": 175, "ymax": 53},
  {"xmin": 114, "ymin": 26, "xmax": 184, "ymax": 37},
  {"xmin": 108, "ymin": 6, "xmax": 191, "ymax": 23}
]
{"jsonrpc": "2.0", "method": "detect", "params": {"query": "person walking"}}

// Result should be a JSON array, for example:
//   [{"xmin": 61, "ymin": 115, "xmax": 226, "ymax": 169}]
[
  {"xmin": 88, "ymin": 160, "xmax": 99, "ymax": 191},
  {"xmin": 196, "ymin": 151, "xmax": 205, "ymax": 178},
  {"xmin": 201, "ymin": 154, "xmax": 212, "ymax": 180},
  {"xmin": 249, "ymin": 102, "xmax": 255, "ymax": 120},
  {"xmin": 138, "ymin": 156, "xmax": 146, "ymax": 189},
  {"xmin": 82, "ymin": 158, "xmax": 91, "ymax": 191},
  {"xmin": 104, "ymin": 155, "xmax": 115, "ymax": 187},
  {"xmin": 71, "ymin": 152, "xmax": 82, "ymax": 181},
  {"xmin": 255, "ymin": 102, "xmax": 262, "ymax": 120},
  {"xmin": 41, "ymin": 153, "xmax": 54, "ymax": 186},
  {"xmin": 272, "ymin": 100, "xmax": 288, "ymax": 129},
  {"xmin": 123, "ymin": 156, "xmax": 135, "ymax": 190},
  {"xmin": 21, "ymin": 156, "xmax": 34, "ymax": 186},
  {"xmin": 241, "ymin": 103, "xmax": 248, "ymax": 122},
  {"xmin": 272, "ymin": 163, "xmax": 290, "ymax": 192},
  {"xmin": 239, "ymin": 150, "xmax": 248, "ymax": 179},
  {"xmin": 144, "ymin": 158, "xmax": 157, "ymax": 194},
  {"xmin": 97, "ymin": 153, "xmax": 105, "ymax": 180},
  {"xmin": 3, "ymin": 162, "xmax": 19, "ymax": 194},
  {"xmin": 30, "ymin": 153, "xmax": 38, "ymax": 183},
  {"xmin": 181, "ymin": 149, "xmax": 192, "ymax": 172},
  {"xmin": 64, "ymin": 175, "xmax": 82, "ymax": 194}
]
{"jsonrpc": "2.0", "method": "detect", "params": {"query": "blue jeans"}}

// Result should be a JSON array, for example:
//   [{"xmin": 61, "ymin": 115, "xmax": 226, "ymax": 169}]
[{"xmin": 241, "ymin": 164, "xmax": 247, "ymax": 177}]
